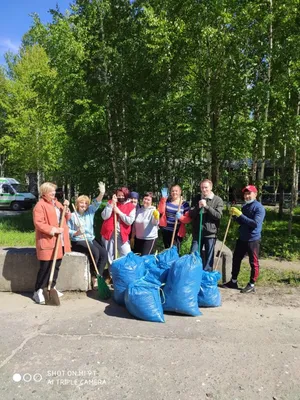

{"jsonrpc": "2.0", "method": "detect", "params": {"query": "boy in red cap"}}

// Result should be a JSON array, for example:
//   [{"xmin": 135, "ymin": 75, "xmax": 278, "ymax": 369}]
[{"xmin": 223, "ymin": 185, "xmax": 265, "ymax": 293}]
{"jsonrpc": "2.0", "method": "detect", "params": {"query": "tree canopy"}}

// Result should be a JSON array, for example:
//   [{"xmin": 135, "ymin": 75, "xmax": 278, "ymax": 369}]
[{"xmin": 0, "ymin": 0, "xmax": 299, "ymax": 204}]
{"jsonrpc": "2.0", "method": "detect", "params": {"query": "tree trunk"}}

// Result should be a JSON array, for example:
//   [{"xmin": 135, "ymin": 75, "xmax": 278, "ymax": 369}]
[
  {"xmin": 278, "ymin": 144, "xmax": 287, "ymax": 218},
  {"xmin": 288, "ymin": 148, "xmax": 297, "ymax": 234},
  {"xmin": 258, "ymin": 0, "xmax": 273, "ymax": 199}
]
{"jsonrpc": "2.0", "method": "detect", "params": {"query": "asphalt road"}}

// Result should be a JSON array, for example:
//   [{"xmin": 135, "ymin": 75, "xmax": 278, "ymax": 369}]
[
  {"xmin": 0, "ymin": 287, "xmax": 299, "ymax": 400},
  {"xmin": 0, "ymin": 210, "xmax": 24, "ymax": 217}
]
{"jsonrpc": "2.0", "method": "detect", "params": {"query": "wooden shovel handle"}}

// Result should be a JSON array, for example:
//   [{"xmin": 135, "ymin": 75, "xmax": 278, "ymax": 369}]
[
  {"xmin": 48, "ymin": 204, "xmax": 67, "ymax": 291},
  {"xmin": 114, "ymin": 210, "xmax": 118, "ymax": 260}
]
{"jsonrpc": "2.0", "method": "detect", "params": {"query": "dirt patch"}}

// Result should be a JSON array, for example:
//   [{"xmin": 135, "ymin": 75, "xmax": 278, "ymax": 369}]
[
  {"xmin": 220, "ymin": 286, "xmax": 300, "ymax": 309},
  {"xmin": 259, "ymin": 258, "xmax": 300, "ymax": 272}
]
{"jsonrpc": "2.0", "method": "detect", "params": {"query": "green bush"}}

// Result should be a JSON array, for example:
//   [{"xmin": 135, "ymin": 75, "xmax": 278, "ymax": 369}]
[{"xmin": 218, "ymin": 209, "xmax": 300, "ymax": 261}]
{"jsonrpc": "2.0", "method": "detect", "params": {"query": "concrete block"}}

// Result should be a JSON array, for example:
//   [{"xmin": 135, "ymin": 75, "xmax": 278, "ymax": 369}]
[
  {"xmin": 0, "ymin": 247, "xmax": 90, "ymax": 292},
  {"xmin": 213, "ymin": 240, "xmax": 232, "ymax": 283}
]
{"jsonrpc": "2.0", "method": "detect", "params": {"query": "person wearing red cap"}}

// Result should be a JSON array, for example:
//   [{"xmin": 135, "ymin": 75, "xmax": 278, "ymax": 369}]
[{"xmin": 223, "ymin": 185, "xmax": 266, "ymax": 293}]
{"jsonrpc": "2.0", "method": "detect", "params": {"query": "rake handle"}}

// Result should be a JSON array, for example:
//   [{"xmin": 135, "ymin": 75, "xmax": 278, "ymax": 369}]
[
  {"xmin": 170, "ymin": 197, "xmax": 183, "ymax": 248},
  {"xmin": 71, "ymin": 204, "xmax": 99, "ymax": 276},
  {"xmin": 114, "ymin": 210, "xmax": 118, "ymax": 260},
  {"xmin": 214, "ymin": 215, "xmax": 232, "ymax": 271}
]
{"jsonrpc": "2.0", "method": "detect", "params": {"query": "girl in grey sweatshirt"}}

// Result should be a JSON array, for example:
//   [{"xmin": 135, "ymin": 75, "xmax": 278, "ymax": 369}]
[{"xmin": 132, "ymin": 192, "xmax": 159, "ymax": 255}]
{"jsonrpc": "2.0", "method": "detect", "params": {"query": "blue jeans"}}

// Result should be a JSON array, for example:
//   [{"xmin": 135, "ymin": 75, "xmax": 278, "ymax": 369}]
[{"xmin": 191, "ymin": 237, "xmax": 216, "ymax": 271}]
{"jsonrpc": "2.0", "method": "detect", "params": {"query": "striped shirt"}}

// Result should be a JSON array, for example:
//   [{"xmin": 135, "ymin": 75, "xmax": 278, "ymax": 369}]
[{"xmin": 164, "ymin": 201, "xmax": 190, "ymax": 232}]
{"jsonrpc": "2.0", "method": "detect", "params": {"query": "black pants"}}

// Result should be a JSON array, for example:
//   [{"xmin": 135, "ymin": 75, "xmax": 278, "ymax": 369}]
[
  {"xmin": 35, "ymin": 259, "xmax": 62, "ymax": 291},
  {"xmin": 71, "ymin": 239, "xmax": 108, "ymax": 277},
  {"xmin": 161, "ymin": 229, "xmax": 183, "ymax": 252},
  {"xmin": 231, "ymin": 239, "xmax": 261, "ymax": 284},
  {"xmin": 133, "ymin": 237, "xmax": 157, "ymax": 255}
]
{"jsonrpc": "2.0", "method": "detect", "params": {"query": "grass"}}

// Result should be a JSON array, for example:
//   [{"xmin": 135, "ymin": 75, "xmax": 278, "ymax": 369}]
[
  {"xmin": 218, "ymin": 208, "xmax": 300, "ymax": 261},
  {"xmin": 237, "ymin": 263, "xmax": 300, "ymax": 287},
  {"xmin": 0, "ymin": 206, "xmax": 300, "ymax": 287},
  {"xmin": 0, "ymin": 210, "xmax": 35, "ymax": 246}
]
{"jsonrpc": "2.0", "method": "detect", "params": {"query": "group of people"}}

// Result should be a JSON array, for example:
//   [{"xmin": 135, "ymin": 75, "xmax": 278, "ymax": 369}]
[{"xmin": 32, "ymin": 179, "xmax": 265, "ymax": 304}]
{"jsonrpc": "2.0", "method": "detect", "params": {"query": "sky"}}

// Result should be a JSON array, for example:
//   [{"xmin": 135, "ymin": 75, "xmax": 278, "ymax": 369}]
[{"xmin": 0, "ymin": 0, "xmax": 72, "ymax": 65}]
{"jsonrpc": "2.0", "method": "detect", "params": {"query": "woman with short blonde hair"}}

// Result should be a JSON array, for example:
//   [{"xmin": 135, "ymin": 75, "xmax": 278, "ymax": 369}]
[
  {"xmin": 75, "ymin": 195, "xmax": 91, "ymax": 210},
  {"xmin": 68, "ymin": 182, "xmax": 108, "ymax": 290},
  {"xmin": 39, "ymin": 182, "xmax": 57, "ymax": 197},
  {"xmin": 32, "ymin": 182, "xmax": 71, "ymax": 304}
]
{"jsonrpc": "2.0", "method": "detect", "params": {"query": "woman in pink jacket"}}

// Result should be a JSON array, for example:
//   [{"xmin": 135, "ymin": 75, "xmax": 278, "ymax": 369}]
[{"xmin": 32, "ymin": 182, "xmax": 71, "ymax": 304}]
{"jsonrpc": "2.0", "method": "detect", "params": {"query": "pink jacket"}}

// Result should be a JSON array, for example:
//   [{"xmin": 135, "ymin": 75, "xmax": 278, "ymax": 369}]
[{"xmin": 33, "ymin": 198, "xmax": 71, "ymax": 261}]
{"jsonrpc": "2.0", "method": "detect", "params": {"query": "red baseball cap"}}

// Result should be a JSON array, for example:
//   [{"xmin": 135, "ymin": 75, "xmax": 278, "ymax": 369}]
[{"xmin": 242, "ymin": 185, "xmax": 257, "ymax": 193}]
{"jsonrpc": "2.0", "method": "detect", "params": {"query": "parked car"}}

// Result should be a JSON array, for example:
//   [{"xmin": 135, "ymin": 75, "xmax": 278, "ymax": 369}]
[{"xmin": 0, "ymin": 177, "xmax": 36, "ymax": 211}]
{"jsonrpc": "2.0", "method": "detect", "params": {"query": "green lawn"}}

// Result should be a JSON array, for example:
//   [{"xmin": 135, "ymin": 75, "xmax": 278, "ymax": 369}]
[
  {"xmin": 0, "ymin": 211, "xmax": 35, "ymax": 246},
  {"xmin": 1, "ymin": 206, "xmax": 300, "ymax": 268}
]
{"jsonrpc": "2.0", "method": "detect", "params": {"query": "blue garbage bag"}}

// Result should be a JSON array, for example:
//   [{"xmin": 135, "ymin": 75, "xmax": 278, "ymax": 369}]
[
  {"xmin": 156, "ymin": 245, "xmax": 179, "ymax": 266},
  {"xmin": 125, "ymin": 275, "xmax": 165, "ymax": 323},
  {"xmin": 140, "ymin": 254, "xmax": 157, "ymax": 271},
  {"xmin": 198, "ymin": 271, "xmax": 222, "ymax": 307},
  {"xmin": 163, "ymin": 252, "xmax": 203, "ymax": 316},
  {"xmin": 154, "ymin": 245, "xmax": 180, "ymax": 283},
  {"xmin": 111, "ymin": 252, "xmax": 146, "ymax": 305}
]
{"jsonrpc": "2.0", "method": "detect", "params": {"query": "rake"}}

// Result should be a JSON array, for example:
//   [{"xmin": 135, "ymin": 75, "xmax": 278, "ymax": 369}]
[{"xmin": 71, "ymin": 204, "xmax": 111, "ymax": 300}]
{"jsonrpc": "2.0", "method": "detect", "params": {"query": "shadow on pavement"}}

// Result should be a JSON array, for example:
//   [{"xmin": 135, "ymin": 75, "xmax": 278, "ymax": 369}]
[{"xmin": 104, "ymin": 301, "xmax": 134, "ymax": 320}]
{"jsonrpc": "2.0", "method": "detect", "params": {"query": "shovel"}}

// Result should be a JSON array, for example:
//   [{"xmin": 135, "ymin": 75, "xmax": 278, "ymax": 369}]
[
  {"xmin": 43, "ymin": 205, "xmax": 67, "ymax": 306},
  {"xmin": 71, "ymin": 204, "xmax": 111, "ymax": 300}
]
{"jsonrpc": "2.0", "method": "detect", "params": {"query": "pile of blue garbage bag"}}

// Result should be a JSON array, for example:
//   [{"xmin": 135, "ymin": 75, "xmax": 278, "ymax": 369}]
[{"xmin": 110, "ymin": 246, "xmax": 222, "ymax": 323}]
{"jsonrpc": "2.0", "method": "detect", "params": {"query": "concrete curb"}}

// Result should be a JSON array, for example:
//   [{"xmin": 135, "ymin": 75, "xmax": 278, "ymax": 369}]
[{"xmin": 0, "ymin": 248, "xmax": 90, "ymax": 292}]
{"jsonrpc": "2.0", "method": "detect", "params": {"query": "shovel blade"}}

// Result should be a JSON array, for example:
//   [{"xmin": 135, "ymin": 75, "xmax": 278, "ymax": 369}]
[{"xmin": 43, "ymin": 288, "xmax": 60, "ymax": 306}]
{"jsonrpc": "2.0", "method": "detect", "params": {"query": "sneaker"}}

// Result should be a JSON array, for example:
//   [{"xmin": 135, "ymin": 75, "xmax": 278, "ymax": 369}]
[
  {"xmin": 54, "ymin": 287, "xmax": 64, "ymax": 298},
  {"xmin": 222, "ymin": 280, "xmax": 238, "ymax": 289},
  {"xmin": 33, "ymin": 289, "xmax": 45, "ymax": 304},
  {"xmin": 240, "ymin": 283, "xmax": 256, "ymax": 293}
]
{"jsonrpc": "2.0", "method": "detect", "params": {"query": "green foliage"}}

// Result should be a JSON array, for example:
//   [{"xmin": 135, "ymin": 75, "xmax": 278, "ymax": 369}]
[
  {"xmin": 219, "ymin": 208, "xmax": 300, "ymax": 261},
  {"xmin": 0, "ymin": 0, "xmax": 299, "ymax": 222}
]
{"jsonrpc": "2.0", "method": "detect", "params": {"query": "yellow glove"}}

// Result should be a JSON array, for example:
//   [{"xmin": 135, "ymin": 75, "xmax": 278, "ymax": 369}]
[
  {"xmin": 230, "ymin": 207, "xmax": 242, "ymax": 217},
  {"xmin": 152, "ymin": 209, "xmax": 160, "ymax": 220},
  {"xmin": 130, "ymin": 237, "xmax": 135, "ymax": 249}
]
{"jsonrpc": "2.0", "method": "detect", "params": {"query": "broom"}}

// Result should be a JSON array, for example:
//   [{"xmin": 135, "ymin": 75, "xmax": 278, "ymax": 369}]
[
  {"xmin": 170, "ymin": 196, "xmax": 183, "ymax": 248},
  {"xmin": 71, "ymin": 204, "xmax": 111, "ymax": 300},
  {"xmin": 43, "ymin": 204, "xmax": 67, "ymax": 306}
]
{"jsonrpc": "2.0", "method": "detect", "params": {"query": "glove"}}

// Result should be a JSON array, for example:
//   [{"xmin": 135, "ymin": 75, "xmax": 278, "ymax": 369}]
[
  {"xmin": 98, "ymin": 181, "xmax": 105, "ymax": 195},
  {"xmin": 230, "ymin": 207, "xmax": 242, "ymax": 217},
  {"xmin": 175, "ymin": 211, "xmax": 182, "ymax": 220},
  {"xmin": 161, "ymin": 187, "xmax": 168, "ymax": 198},
  {"xmin": 153, "ymin": 209, "xmax": 160, "ymax": 220},
  {"xmin": 199, "ymin": 199, "xmax": 207, "ymax": 208},
  {"xmin": 130, "ymin": 237, "xmax": 135, "ymax": 249}
]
